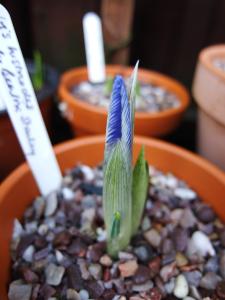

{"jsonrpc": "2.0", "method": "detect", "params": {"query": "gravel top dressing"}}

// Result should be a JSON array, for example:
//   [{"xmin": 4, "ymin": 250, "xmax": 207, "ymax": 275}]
[
  {"xmin": 9, "ymin": 164, "xmax": 225, "ymax": 300},
  {"xmin": 71, "ymin": 79, "xmax": 180, "ymax": 113}
]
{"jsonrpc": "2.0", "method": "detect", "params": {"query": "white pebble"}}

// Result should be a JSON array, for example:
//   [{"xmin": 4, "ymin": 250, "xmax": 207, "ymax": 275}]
[
  {"xmin": 62, "ymin": 187, "xmax": 75, "ymax": 201},
  {"xmin": 38, "ymin": 224, "xmax": 48, "ymax": 236},
  {"xmin": 80, "ymin": 165, "xmax": 95, "ymax": 181},
  {"xmin": 79, "ymin": 289, "xmax": 89, "ymax": 300},
  {"xmin": 45, "ymin": 263, "xmax": 65, "ymax": 286},
  {"xmin": 96, "ymin": 227, "xmax": 107, "ymax": 242},
  {"xmin": 187, "ymin": 231, "xmax": 215, "ymax": 257},
  {"xmin": 173, "ymin": 274, "xmax": 189, "ymax": 298},
  {"xmin": 183, "ymin": 298, "xmax": 195, "ymax": 300},
  {"xmin": 174, "ymin": 188, "xmax": 196, "ymax": 201},
  {"xmin": 55, "ymin": 250, "xmax": 64, "ymax": 263},
  {"xmin": 22, "ymin": 245, "xmax": 35, "ymax": 262},
  {"xmin": 12, "ymin": 219, "xmax": 24, "ymax": 240},
  {"xmin": 45, "ymin": 192, "xmax": 58, "ymax": 217}
]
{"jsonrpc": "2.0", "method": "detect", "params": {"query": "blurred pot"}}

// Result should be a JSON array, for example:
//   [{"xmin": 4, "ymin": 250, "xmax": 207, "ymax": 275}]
[
  {"xmin": 58, "ymin": 66, "xmax": 189, "ymax": 137},
  {"xmin": 193, "ymin": 44, "xmax": 225, "ymax": 170},
  {"xmin": 0, "ymin": 60, "xmax": 59, "ymax": 181}
]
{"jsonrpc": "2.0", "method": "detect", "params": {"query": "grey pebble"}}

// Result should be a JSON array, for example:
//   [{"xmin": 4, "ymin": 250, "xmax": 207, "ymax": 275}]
[
  {"xmin": 45, "ymin": 263, "xmax": 65, "ymax": 286},
  {"xmin": 8, "ymin": 280, "xmax": 32, "ymax": 300},
  {"xmin": 132, "ymin": 280, "xmax": 153, "ymax": 292},
  {"xmin": 199, "ymin": 271, "xmax": 221, "ymax": 289},
  {"xmin": 183, "ymin": 270, "xmax": 202, "ymax": 287}
]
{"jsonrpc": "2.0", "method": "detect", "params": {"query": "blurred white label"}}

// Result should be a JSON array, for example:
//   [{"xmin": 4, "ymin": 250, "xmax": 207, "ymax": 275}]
[
  {"xmin": 0, "ymin": 94, "xmax": 6, "ymax": 111},
  {"xmin": 83, "ymin": 12, "xmax": 106, "ymax": 83},
  {"xmin": 0, "ymin": 4, "xmax": 62, "ymax": 195}
]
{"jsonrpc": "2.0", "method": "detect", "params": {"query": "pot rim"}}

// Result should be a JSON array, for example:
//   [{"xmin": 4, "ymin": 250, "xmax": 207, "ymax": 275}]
[
  {"xmin": 1, "ymin": 135, "xmax": 225, "ymax": 203},
  {"xmin": 58, "ymin": 65, "xmax": 190, "ymax": 120},
  {"xmin": 199, "ymin": 44, "xmax": 225, "ymax": 81}
]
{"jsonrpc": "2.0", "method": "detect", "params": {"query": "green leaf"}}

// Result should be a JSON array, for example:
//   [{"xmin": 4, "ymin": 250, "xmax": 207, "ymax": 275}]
[
  {"xmin": 110, "ymin": 211, "xmax": 121, "ymax": 239},
  {"xmin": 103, "ymin": 141, "xmax": 132, "ymax": 257},
  {"xmin": 128, "ymin": 61, "xmax": 139, "ymax": 136},
  {"xmin": 132, "ymin": 146, "xmax": 149, "ymax": 235},
  {"xmin": 104, "ymin": 76, "xmax": 114, "ymax": 96},
  {"xmin": 31, "ymin": 50, "xmax": 43, "ymax": 91}
]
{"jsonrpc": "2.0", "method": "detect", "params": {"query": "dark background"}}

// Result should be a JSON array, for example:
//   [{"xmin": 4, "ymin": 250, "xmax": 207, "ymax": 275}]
[{"xmin": 2, "ymin": 0, "xmax": 225, "ymax": 150}]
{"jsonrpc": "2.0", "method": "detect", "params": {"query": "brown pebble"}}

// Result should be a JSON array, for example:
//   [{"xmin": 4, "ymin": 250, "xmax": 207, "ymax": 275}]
[
  {"xmin": 134, "ymin": 265, "xmax": 150, "ymax": 284},
  {"xmin": 148, "ymin": 256, "xmax": 161, "ymax": 278},
  {"xmin": 149, "ymin": 287, "xmax": 162, "ymax": 300},
  {"xmin": 86, "ymin": 243, "xmax": 104, "ymax": 262},
  {"xmin": 216, "ymin": 280, "xmax": 225, "ymax": 299},
  {"xmin": 67, "ymin": 238, "xmax": 87, "ymax": 257},
  {"xmin": 39, "ymin": 284, "xmax": 56, "ymax": 298},
  {"xmin": 103, "ymin": 268, "xmax": 111, "ymax": 281},
  {"xmin": 119, "ymin": 260, "xmax": 138, "ymax": 278},
  {"xmin": 54, "ymin": 231, "xmax": 72, "ymax": 247},
  {"xmin": 22, "ymin": 268, "xmax": 39, "ymax": 283},
  {"xmin": 84, "ymin": 279, "xmax": 104, "ymax": 298}
]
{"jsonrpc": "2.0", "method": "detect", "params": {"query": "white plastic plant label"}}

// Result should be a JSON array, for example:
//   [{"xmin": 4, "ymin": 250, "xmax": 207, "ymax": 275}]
[
  {"xmin": 0, "ymin": 94, "xmax": 6, "ymax": 111},
  {"xmin": 0, "ymin": 5, "xmax": 62, "ymax": 195},
  {"xmin": 83, "ymin": 12, "xmax": 106, "ymax": 83}
]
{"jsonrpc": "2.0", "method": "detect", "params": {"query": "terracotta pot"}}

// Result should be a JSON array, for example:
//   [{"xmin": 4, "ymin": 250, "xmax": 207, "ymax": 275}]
[
  {"xmin": 1, "ymin": 135, "xmax": 225, "ymax": 298},
  {"xmin": 58, "ymin": 66, "xmax": 189, "ymax": 137},
  {"xmin": 0, "ymin": 61, "xmax": 59, "ymax": 182},
  {"xmin": 193, "ymin": 44, "xmax": 225, "ymax": 170}
]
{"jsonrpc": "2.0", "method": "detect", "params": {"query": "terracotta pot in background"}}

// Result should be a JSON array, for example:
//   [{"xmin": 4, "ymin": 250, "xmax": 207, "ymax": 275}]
[
  {"xmin": 58, "ymin": 66, "xmax": 189, "ymax": 137},
  {"xmin": 1, "ymin": 135, "xmax": 225, "ymax": 298},
  {"xmin": 193, "ymin": 44, "xmax": 225, "ymax": 171},
  {"xmin": 0, "ymin": 61, "xmax": 59, "ymax": 182}
]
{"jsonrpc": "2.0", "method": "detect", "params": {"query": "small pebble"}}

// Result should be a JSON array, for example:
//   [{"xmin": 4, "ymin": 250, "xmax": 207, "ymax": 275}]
[
  {"xmin": 118, "ymin": 251, "xmax": 135, "ymax": 260},
  {"xmin": 80, "ymin": 165, "xmax": 95, "ymax": 181},
  {"xmin": 38, "ymin": 224, "xmax": 48, "ymax": 236},
  {"xmin": 55, "ymin": 250, "xmax": 64, "ymax": 263},
  {"xmin": 66, "ymin": 289, "xmax": 80, "ymax": 300},
  {"xmin": 88, "ymin": 263, "xmax": 102, "ymax": 280},
  {"xmin": 160, "ymin": 262, "xmax": 178, "ymax": 282},
  {"xmin": 134, "ymin": 265, "xmax": 150, "ymax": 284},
  {"xmin": 22, "ymin": 245, "xmax": 35, "ymax": 262},
  {"xmin": 100, "ymin": 254, "xmax": 112, "ymax": 267},
  {"xmin": 216, "ymin": 280, "xmax": 225, "ymax": 299},
  {"xmin": 187, "ymin": 231, "xmax": 215, "ymax": 257},
  {"xmin": 174, "ymin": 187, "xmax": 196, "ymax": 201},
  {"xmin": 180, "ymin": 208, "xmax": 197, "ymax": 228},
  {"xmin": 79, "ymin": 289, "xmax": 89, "ymax": 300},
  {"xmin": 118, "ymin": 260, "xmax": 138, "ymax": 277},
  {"xmin": 62, "ymin": 187, "xmax": 75, "ymax": 201},
  {"xmin": 132, "ymin": 280, "xmax": 153, "ymax": 292},
  {"xmin": 141, "ymin": 216, "xmax": 151, "ymax": 231},
  {"xmin": 176, "ymin": 252, "xmax": 188, "ymax": 267},
  {"xmin": 133, "ymin": 246, "xmax": 152, "ymax": 264},
  {"xmin": 45, "ymin": 263, "xmax": 65, "ymax": 286},
  {"xmin": 164, "ymin": 277, "xmax": 175, "ymax": 294},
  {"xmin": 205, "ymin": 256, "xmax": 219, "ymax": 273},
  {"xmin": 173, "ymin": 274, "xmax": 189, "ymax": 298},
  {"xmin": 183, "ymin": 270, "xmax": 202, "ymax": 287},
  {"xmin": 8, "ymin": 280, "xmax": 32, "ymax": 300},
  {"xmin": 44, "ymin": 192, "xmax": 58, "ymax": 217},
  {"xmin": 144, "ymin": 228, "xmax": 161, "ymax": 248},
  {"xmin": 200, "ymin": 271, "xmax": 221, "ymax": 290},
  {"xmin": 12, "ymin": 219, "xmax": 24, "ymax": 240},
  {"xmin": 196, "ymin": 206, "xmax": 216, "ymax": 223},
  {"xmin": 220, "ymin": 251, "xmax": 225, "ymax": 279}
]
